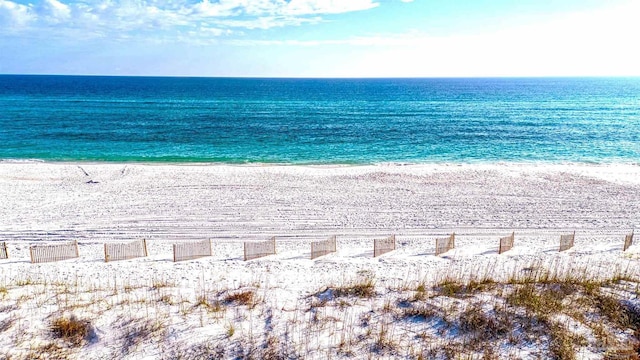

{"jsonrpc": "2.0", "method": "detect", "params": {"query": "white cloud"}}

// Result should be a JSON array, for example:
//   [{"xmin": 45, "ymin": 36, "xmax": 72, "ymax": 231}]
[
  {"xmin": 189, "ymin": 0, "xmax": 378, "ymax": 17},
  {"xmin": 0, "ymin": 0, "xmax": 35, "ymax": 28},
  {"xmin": 190, "ymin": 0, "xmax": 378, "ymax": 26},
  {"xmin": 41, "ymin": 0, "xmax": 71, "ymax": 22},
  {"xmin": 1, "ymin": 0, "xmax": 380, "ymax": 40},
  {"xmin": 198, "ymin": 26, "xmax": 231, "ymax": 36},
  {"xmin": 216, "ymin": 15, "xmax": 322, "ymax": 29},
  {"xmin": 191, "ymin": 0, "xmax": 233, "ymax": 17},
  {"xmin": 278, "ymin": 0, "xmax": 378, "ymax": 16}
]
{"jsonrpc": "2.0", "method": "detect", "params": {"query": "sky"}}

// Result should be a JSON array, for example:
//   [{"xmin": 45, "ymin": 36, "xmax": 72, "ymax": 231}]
[{"xmin": 1, "ymin": 0, "xmax": 639, "ymax": 77}]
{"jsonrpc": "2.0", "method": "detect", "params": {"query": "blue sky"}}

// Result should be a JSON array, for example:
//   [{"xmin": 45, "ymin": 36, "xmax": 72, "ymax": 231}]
[{"xmin": 1, "ymin": 0, "xmax": 639, "ymax": 77}]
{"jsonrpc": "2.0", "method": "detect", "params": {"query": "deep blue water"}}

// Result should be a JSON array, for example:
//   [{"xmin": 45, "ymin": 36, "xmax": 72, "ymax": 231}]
[{"xmin": 1, "ymin": 75, "xmax": 639, "ymax": 164}]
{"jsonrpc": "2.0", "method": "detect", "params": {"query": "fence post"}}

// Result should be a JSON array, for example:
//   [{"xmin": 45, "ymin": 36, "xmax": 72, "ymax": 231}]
[
  {"xmin": 172, "ymin": 244, "xmax": 177, "ymax": 262},
  {"xmin": 373, "ymin": 239, "xmax": 378, "ymax": 257},
  {"xmin": 2, "ymin": 242, "xmax": 7, "ymax": 259},
  {"xmin": 243, "ymin": 242, "xmax": 247, "ymax": 261},
  {"xmin": 29, "ymin": 246, "xmax": 34, "ymax": 264},
  {"xmin": 143, "ymin": 239, "xmax": 148, "ymax": 257},
  {"xmin": 208, "ymin": 239, "xmax": 213, "ymax": 256},
  {"xmin": 272, "ymin": 236, "xmax": 276, "ymax": 254},
  {"xmin": 559, "ymin": 234, "xmax": 562, "ymax": 252},
  {"xmin": 623, "ymin": 230, "xmax": 633, "ymax": 252},
  {"xmin": 74, "ymin": 240, "xmax": 79, "ymax": 257},
  {"xmin": 104, "ymin": 243, "xmax": 109, "ymax": 262}
]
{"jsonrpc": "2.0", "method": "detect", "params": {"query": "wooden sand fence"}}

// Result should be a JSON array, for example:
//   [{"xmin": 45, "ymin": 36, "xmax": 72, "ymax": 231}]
[
  {"xmin": 104, "ymin": 239, "xmax": 148, "ymax": 262},
  {"xmin": 244, "ymin": 237, "xmax": 276, "ymax": 261},
  {"xmin": 559, "ymin": 231, "xmax": 575, "ymax": 252},
  {"xmin": 624, "ymin": 230, "xmax": 634, "ymax": 252},
  {"xmin": 373, "ymin": 235, "xmax": 396, "ymax": 257},
  {"xmin": 435, "ymin": 233, "xmax": 455, "ymax": 256},
  {"xmin": 173, "ymin": 239, "xmax": 212, "ymax": 262},
  {"xmin": 0, "ymin": 242, "xmax": 7, "ymax": 259},
  {"xmin": 311, "ymin": 236, "xmax": 337, "ymax": 260},
  {"xmin": 29, "ymin": 240, "xmax": 79, "ymax": 264},
  {"xmin": 499, "ymin": 232, "xmax": 515, "ymax": 254}
]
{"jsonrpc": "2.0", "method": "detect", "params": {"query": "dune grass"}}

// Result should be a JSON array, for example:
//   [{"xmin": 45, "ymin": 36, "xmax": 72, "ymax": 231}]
[{"xmin": 0, "ymin": 259, "xmax": 638, "ymax": 359}]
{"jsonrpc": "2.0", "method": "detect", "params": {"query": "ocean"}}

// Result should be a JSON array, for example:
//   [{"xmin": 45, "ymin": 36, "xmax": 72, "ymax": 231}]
[{"xmin": 1, "ymin": 75, "xmax": 638, "ymax": 164}]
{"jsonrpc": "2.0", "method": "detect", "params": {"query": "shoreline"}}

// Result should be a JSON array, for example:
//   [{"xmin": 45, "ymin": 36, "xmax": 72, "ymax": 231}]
[
  {"xmin": 2, "ymin": 157, "xmax": 640, "ymax": 167},
  {"xmin": 2, "ymin": 159, "xmax": 640, "ymax": 175}
]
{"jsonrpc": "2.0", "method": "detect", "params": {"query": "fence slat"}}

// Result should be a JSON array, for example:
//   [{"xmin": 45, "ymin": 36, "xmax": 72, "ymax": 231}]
[
  {"xmin": 311, "ymin": 236, "xmax": 337, "ymax": 260},
  {"xmin": 499, "ymin": 232, "xmax": 515, "ymax": 254},
  {"xmin": 373, "ymin": 235, "xmax": 395, "ymax": 257},
  {"xmin": 244, "ymin": 237, "xmax": 276, "ymax": 261},
  {"xmin": 173, "ymin": 239, "xmax": 213, "ymax": 262},
  {"xmin": 623, "ymin": 231, "xmax": 634, "ymax": 252},
  {"xmin": 559, "ymin": 231, "xmax": 575, "ymax": 252},
  {"xmin": 29, "ymin": 241, "xmax": 79, "ymax": 263},
  {"xmin": 0, "ymin": 242, "xmax": 8, "ymax": 259}
]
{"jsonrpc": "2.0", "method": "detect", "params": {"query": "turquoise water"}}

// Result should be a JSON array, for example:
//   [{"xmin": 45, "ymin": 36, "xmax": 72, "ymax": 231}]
[{"xmin": 1, "ymin": 75, "xmax": 639, "ymax": 164}]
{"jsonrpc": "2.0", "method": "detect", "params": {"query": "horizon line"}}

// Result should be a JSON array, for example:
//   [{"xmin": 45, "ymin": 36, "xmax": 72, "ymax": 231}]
[{"xmin": 2, "ymin": 73, "xmax": 640, "ymax": 80}]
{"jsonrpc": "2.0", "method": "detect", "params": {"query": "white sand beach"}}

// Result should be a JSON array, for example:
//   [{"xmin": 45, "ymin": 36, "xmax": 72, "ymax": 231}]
[
  {"xmin": 2, "ymin": 162, "xmax": 639, "ymax": 238},
  {"xmin": 0, "ymin": 162, "xmax": 639, "ymax": 359}
]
